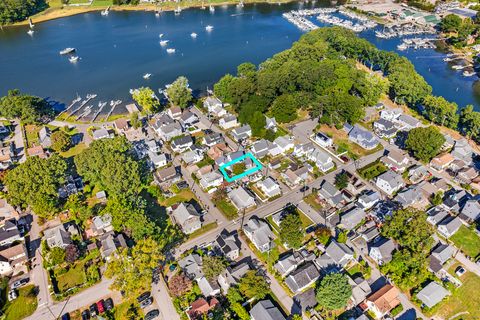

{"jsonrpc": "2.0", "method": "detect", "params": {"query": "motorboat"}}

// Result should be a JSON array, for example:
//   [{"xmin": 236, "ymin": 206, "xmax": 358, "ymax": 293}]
[
  {"xmin": 60, "ymin": 47, "xmax": 76, "ymax": 55},
  {"xmin": 191, "ymin": 32, "xmax": 197, "ymax": 38},
  {"xmin": 205, "ymin": 25, "xmax": 214, "ymax": 31},
  {"xmin": 209, "ymin": 5, "xmax": 215, "ymax": 12},
  {"xmin": 27, "ymin": 29, "xmax": 34, "ymax": 36},
  {"xmin": 160, "ymin": 40, "xmax": 169, "ymax": 46},
  {"xmin": 69, "ymin": 56, "xmax": 79, "ymax": 63},
  {"xmin": 159, "ymin": 33, "xmax": 164, "ymax": 38},
  {"xmin": 143, "ymin": 73, "xmax": 152, "ymax": 79},
  {"xmin": 174, "ymin": 6, "xmax": 181, "ymax": 15},
  {"xmin": 463, "ymin": 70, "xmax": 476, "ymax": 77},
  {"xmin": 452, "ymin": 65, "xmax": 465, "ymax": 70},
  {"xmin": 166, "ymin": 48, "xmax": 176, "ymax": 54}
]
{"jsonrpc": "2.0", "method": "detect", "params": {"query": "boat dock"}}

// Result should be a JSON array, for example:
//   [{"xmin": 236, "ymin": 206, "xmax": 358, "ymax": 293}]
[
  {"xmin": 68, "ymin": 94, "xmax": 97, "ymax": 117},
  {"xmin": 90, "ymin": 101, "xmax": 108, "ymax": 123},
  {"xmin": 104, "ymin": 100, "xmax": 122, "ymax": 121},
  {"xmin": 59, "ymin": 96, "xmax": 81, "ymax": 116},
  {"xmin": 75, "ymin": 105, "xmax": 92, "ymax": 121}
]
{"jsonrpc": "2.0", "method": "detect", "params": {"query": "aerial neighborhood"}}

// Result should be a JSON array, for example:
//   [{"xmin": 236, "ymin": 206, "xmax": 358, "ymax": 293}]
[{"xmin": 2, "ymin": 0, "xmax": 480, "ymax": 319}]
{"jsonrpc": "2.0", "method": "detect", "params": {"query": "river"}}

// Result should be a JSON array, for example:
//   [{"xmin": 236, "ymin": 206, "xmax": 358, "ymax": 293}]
[{"xmin": 0, "ymin": 1, "xmax": 479, "ymax": 116}]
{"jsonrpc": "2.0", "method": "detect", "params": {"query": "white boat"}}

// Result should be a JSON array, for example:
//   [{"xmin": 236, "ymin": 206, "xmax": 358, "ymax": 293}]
[
  {"xmin": 237, "ymin": 1, "xmax": 244, "ymax": 8},
  {"xmin": 155, "ymin": 11, "xmax": 160, "ymax": 17},
  {"xmin": 463, "ymin": 70, "xmax": 476, "ymax": 77},
  {"xmin": 174, "ymin": 7, "xmax": 181, "ymax": 15},
  {"xmin": 60, "ymin": 48, "xmax": 76, "ymax": 55},
  {"xmin": 159, "ymin": 33, "xmax": 164, "ymax": 38},
  {"xmin": 69, "ymin": 56, "xmax": 79, "ymax": 63},
  {"xmin": 443, "ymin": 57, "xmax": 454, "ymax": 62},
  {"xmin": 452, "ymin": 65, "xmax": 465, "ymax": 70},
  {"xmin": 160, "ymin": 40, "xmax": 169, "ymax": 46},
  {"xmin": 191, "ymin": 32, "xmax": 197, "ymax": 38},
  {"xmin": 27, "ymin": 29, "xmax": 34, "ymax": 36},
  {"xmin": 143, "ymin": 73, "xmax": 152, "ymax": 79},
  {"xmin": 397, "ymin": 43, "xmax": 408, "ymax": 51},
  {"xmin": 205, "ymin": 25, "xmax": 214, "ymax": 31},
  {"xmin": 166, "ymin": 48, "xmax": 176, "ymax": 54},
  {"xmin": 101, "ymin": 9, "xmax": 109, "ymax": 16},
  {"xmin": 29, "ymin": 18, "xmax": 35, "ymax": 28},
  {"xmin": 209, "ymin": 5, "xmax": 215, "ymax": 12}
]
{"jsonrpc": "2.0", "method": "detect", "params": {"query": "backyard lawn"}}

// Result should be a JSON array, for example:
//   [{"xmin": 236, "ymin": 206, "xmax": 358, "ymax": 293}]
[
  {"xmin": 160, "ymin": 189, "xmax": 196, "ymax": 208},
  {"xmin": 60, "ymin": 142, "xmax": 87, "ymax": 158},
  {"xmin": 214, "ymin": 198, "xmax": 238, "ymax": 219},
  {"xmin": 357, "ymin": 160, "xmax": 388, "ymax": 181},
  {"xmin": 2, "ymin": 285, "xmax": 38, "ymax": 320},
  {"xmin": 303, "ymin": 193, "xmax": 323, "ymax": 212},
  {"xmin": 56, "ymin": 261, "xmax": 87, "ymax": 292},
  {"xmin": 188, "ymin": 222, "xmax": 218, "ymax": 240},
  {"xmin": 450, "ymin": 225, "xmax": 480, "ymax": 258}
]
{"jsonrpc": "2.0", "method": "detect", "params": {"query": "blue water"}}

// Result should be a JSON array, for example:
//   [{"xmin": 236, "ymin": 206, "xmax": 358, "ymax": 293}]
[{"xmin": 0, "ymin": 2, "xmax": 479, "ymax": 113}]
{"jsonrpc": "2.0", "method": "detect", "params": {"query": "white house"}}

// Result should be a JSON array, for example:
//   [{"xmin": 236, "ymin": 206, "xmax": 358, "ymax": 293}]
[
  {"xmin": 313, "ymin": 132, "xmax": 333, "ymax": 148},
  {"xmin": 171, "ymin": 203, "xmax": 202, "ymax": 234},
  {"xmin": 219, "ymin": 114, "xmax": 238, "ymax": 130},
  {"xmin": 243, "ymin": 218, "xmax": 275, "ymax": 252},
  {"xmin": 228, "ymin": 187, "xmax": 256, "ymax": 210},
  {"xmin": 271, "ymin": 136, "xmax": 294, "ymax": 155},
  {"xmin": 307, "ymin": 148, "xmax": 334, "ymax": 173},
  {"xmin": 369, "ymin": 238, "xmax": 396, "ymax": 265},
  {"xmin": 204, "ymin": 96, "xmax": 226, "ymax": 117},
  {"xmin": 200, "ymin": 171, "xmax": 223, "ymax": 190},
  {"xmin": 257, "ymin": 177, "xmax": 281, "ymax": 198},
  {"xmin": 437, "ymin": 216, "xmax": 462, "ymax": 238},
  {"xmin": 375, "ymin": 171, "xmax": 404, "ymax": 196},
  {"xmin": 148, "ymin": 152, "xmax": 168, "ymax": 168}
]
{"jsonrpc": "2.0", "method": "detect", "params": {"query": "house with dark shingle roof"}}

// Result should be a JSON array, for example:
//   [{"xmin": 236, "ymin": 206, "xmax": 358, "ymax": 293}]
[{"xmin": 250, "ymin": 300, "xmax": 286, "ymax": 320}]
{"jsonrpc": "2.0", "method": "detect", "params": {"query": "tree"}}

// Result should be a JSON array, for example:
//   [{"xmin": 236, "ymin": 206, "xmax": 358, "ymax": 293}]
[
  {"xmin": 166, "ymin": 76, "xmax": 193, "ymax": 108},
  {"xmin": 131, "ymin": 87, "xmax": 160, "ymax": 113},
  {"xmin": 422, "ymin": 95, "xmax": 459, "ymax": 129},
  {"xmin": 279, "ymin": 211, "xmax": 305, "ymax": 249},
  {"xmin": 231, "ymin": 163, "xmax": 246, "ymax": 176},
  {"xmin": 47, "ymin": 247, "xmax": 66, "ymax": 267},
  {"xmin": 65, "ymin": 244, "xmax": 79, "ymax": 264},
  {"xmin": 5, "ymin": 154, "xmax": 67, "ymax": 218},
  {"xmin": 202, "ymin": 256, "xmax": 228, "ymax": 280},
  {"xmin": 431, "ymin": 191, "xmax": 444, "ymax": 206},
  {"xmin": 381, "ymin": 208, "xmax": 433, "ymax": 253},
  {"xmin": 226, "ymin": 286, "xmax": 243, "ymax": 304},
  {"xmin": 230, "ymin": 302, "xmax": 250, "ymax": 320},
  {"xmin": 334, "ymin": 172, "xmax": 349, "ymax": 190},
  {"xmin": 291, "ymin": 315, "xmax": 303, "ymax": 320},
  {"xmin": 0, "ymin": 89, "xmax": 54, "ymax": 123},
  {"xmin": 238, "ymin": 271, "xmax": 270, "ymax": 300},
  {"xmin": 168, "ymin": 274, "xmax": 193, "ymax": 297},
  {"xmin": 130, "ymin": 112, "xmax": 141, "ymax": 129},
  {"xmin": 459, "ymin": 105, "xmax": 480, "ymax": 141},
  {"xmin": 0, "ymin": 0, "xmax": 47, "ymax": 25},
  {"xmin": 314, "ymin": 227, "xmax": 331, "ymax": 245},
  {"xmin": 271, "ymin": 94, "xmax": 298, "ymax": 123},
  {"xmin": 440, "ymin": 14, "xmax": 463, "ymax": 33},
  {"xmin": 316, "ymin": 273, "xmax": 352, "ymax": 310},
  {"xmin": 381, "ymin": 249, "xmax": 430, "ymax": 290},
  {"xmin": 105, "ymin": 238, "xmax": 162, "ymax": 297},
  {"xmin": 405, "ymin": 126, "xmax": 445, "ymax": 162},
  {"xmin": 249, "ymin": 111, "xmax": 266, "ymax": 137},
  {"xmin": 50, "ymin": 130, "xmax": 72, "ymax": 152}
]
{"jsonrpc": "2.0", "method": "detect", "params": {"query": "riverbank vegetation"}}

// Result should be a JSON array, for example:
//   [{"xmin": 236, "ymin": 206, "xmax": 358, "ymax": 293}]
[
  {"xmin": 0, "ymin": 89, "xmax": 54, "ymax": 124},
  {"xmin": 0, "ymin": 0, "xmax": 47, "ymax": 25},
  {"xmin": 439, "ymin": 13, "xmax": 480, "ymax": 49}
]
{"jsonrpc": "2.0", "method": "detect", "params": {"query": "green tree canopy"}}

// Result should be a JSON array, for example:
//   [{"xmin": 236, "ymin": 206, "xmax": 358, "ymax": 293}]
[
  {"xmin": 405, "ymin": 126, "xmax": 445, "ymax": 162},
  {"xmin": 238, "ymin": 271, "xmax": 270, "ymax": 300},
  {"xmin": 0, "ymin": 89, "xmax": 54, "ymax": 123},
  {"xmin": 315, "ymin": 273, "xmax": 352, "ymax": 310},
  {"xmin": 271, "ymin": 94, "xmax": 298, "ymax": 123},
  {"xmin": 439, "ymin": 14, "xmax": 463, "ymax": 33},
  {"xmin": 381, "ymin": 249, "xmax": 430, "ymax": 290},
  {"xmin": 5, "ymin": 154, "xmax": 67, "ymax": 218},
  {"xmin": 131, "ymin": 87, "xmax": 160, "ymax": 113},
  {"xmin": 166, "ymin": 76, "xmax": 193, "ymax": 108},
  {"xmin": 422, "ymin": 95, "xmax": 459, "ymax": 129},
  {"xmin": 459, "ymin": 105, "xmax": 480, "ymax": 141},
  {"xmin": 279, "ymin": 210, "xmax": 305, "ymax": 249},
  {"xmin": 50, "ymin": 130, "xmax": 72, "ymax": 152},
  {"xmin": 0, "ymin": 0, "xmax": 47, "ymax": 25},
  {"xmin": 202, "ymin": 255, "xmax": 228, "ymax": 281},
  {"xmin": 334, "ymin": 172, "xmax": 349, "ymax": 190}
]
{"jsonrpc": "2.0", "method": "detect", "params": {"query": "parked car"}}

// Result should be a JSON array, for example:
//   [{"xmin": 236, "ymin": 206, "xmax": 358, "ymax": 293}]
[
  {"xmin": 455, "ymin": 266, "xmax": 466, "ymax": 277},
  {"xmin": 300, "ymin": 185, "xmax": 309, "ymax": 192},
  {"xmin": 137, "ymin": 291, "xmax": 151, "ymax": 303},
  {"xmin": 7, "ymin": 289, "xmax": 17, "ymax": 301},
  {"xmin": 96, "ymin": 299, "xmax": 105, "ymax": 314},
  {"xmin": 11, "ymin": 277, "xmax": 29, "ymax": 289},
  {"xmin": 144, "ymin": 309, "xmax": 160, "ymax": 320},
  {"xmin": 104, "ymin": 298, "xmax": 114, "ymax": 311},
  {"xmin": 81, "ymin": 310, "xmax": 90, "ymax": 320},
  {"xmin": 140, "ymin": 297, "xmax": 154, "ymax": 309},
  {"xmin": 61, "ymin": 313, "xmax": 70, "ymax": 320},
  {"xmin": 89, "ymin": 304, "xmax": 97, "ymax": 317}
]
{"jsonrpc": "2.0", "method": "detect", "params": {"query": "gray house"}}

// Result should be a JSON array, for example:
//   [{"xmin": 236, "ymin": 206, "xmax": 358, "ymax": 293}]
[
  {"xmin": 375, "ymin": 170, "xmax": 404, "ymax": 195},
  {"xmin": 243, "ymin": 217, "xmax": 275, "ymax": 253},
  {"xmin": 217, "ymin": 261, "xmax": 250, "ymax": 292},
  {"xmin": 341, "ymin": 206, "xmax": 366, "ymax": 230},
  {"xmin": 285, "ymin": 262, "xmax": 320, "ymax": 293},
  {"xmin": 214, "ymin": 231, "xmax": 240, "ymax": 261},
  {"xmin": 416, "ymin": 282, "xmax": 450, "ymax": 309},
  {"xmin": 231, "ymin": 125, "xmax": 252, "ymax": 142},
  {"xmin": 39, "ymin": 127, "xmax": 52, "ymax": 148},
  {"xmin": 369, "ymin": 238, "xmax": 396, "ymax": 265},
  {"xmin": 250, "ymin": 300, "xmax": 286, "ymax": 320},
  {"xmin": 460, "ymin": 199, "xmax": 480, "ymax": 223},
  {"xmin": 348, "ymin": 124, "xmax": 379, "ymax": 150},
  {"xmin": 179, "ymin": 253, "xmax": 204, "ymax": 280},
  {"xmin": 43, "ymin": 224, "xmax": 72, "ymax": 249},
  {"xmin": 437, "ymin": 216, "xmax": 462, "ymax": 238},
  {"xmin": 171, "ymin": 203, "xmax": 202, "ymax": 234}
]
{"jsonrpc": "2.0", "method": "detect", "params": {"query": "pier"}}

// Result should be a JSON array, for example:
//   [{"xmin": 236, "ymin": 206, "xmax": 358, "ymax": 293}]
[
  {"xmin": 91, "ymin": 101, "xmax": 108, "ymax": 123},
  {"xmin": 68, "ymin": 94, "xmax": 96, "ymax": 117},
  {"xmin": 104, "ymin": 100, "xmax": 122, "ymax": 121},
  {"xmin": 59, "ymin": 96, "xmax": 81, "ymax": 116}
]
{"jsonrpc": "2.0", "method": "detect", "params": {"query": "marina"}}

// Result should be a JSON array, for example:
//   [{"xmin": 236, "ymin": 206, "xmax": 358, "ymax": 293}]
[{"xmin": 68, "ymin": 94, "xmax": 97, "ymax": 118}]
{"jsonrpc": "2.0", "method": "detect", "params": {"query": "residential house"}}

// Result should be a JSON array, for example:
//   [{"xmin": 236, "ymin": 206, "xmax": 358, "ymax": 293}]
[
  {"xmin": 187, "ymin": 297, "xmax": 219, "ymax": 320},
  {"xmin": 219, "ymin": 114, "xmax": 238, "ymax": 129},
  {"xmin": 90, "ymin": 214, "xmax": 114, "ymax": 237},
  {"xmin": 313, "ymin": 132, "xmax": 333, "ymax": 148},
  {"xmin": 213, "ymin": 230, "xmax": 240, "ymax": 260},
  {"xmin": 366, "ymin": 285, "xmax": 400, "ymax": 319},
  {"xmin": 348, "ymin": 125, "xmax": 379, "ymax": 150},
  {"xmin": 197, "ymin": 276, "xmax": 221, "ymax": 297},
  {"xmin": 0, "ymin": 199, "xmax": 18, "ymax": 221},
  {"xmin": 456, "ymin": 166, "xmax": 478, "ymax": 184},
  {"xmin": 293, "ymin": 288, "xmax": 317, "ymax": 312},
  {"xmin": 92, "ymin": 128, "xmax": 113, "ymax": 140},
  {"xmin": 200, "ymin": 171, "xmax": 223, "ymax": 190},
  {"xmin": 341, "ymin": 206, "xmax": 366, "ymax": 230},
  {"xmin": 146, "ymin": 139, "xmax": 161, "ymax": 153},
  {"xmin": 203, "ymin": 132, "xmax": 224, "ymax": 147},
  {"xmin": 293, "ymin": 142, "xmax": 315, "ymax": 158},
  {"xmin": 442, "ymin": 189, "xmax": 472, "ymax": 214},
  {"xmin": 155, "ymin": 123, "xmax": 183, "ymax": 142},
  {"xmin": 281, "ymin": 169, "xmax": 303, "ymax": 188},
  {"xmin": 231, "ymin": 125, "xmax": 252, "ymax": 142},
  {"xmin": 285, "ymin": 262, "xmax": 320, "ymax": 294},
  {"xmin": 171, "ymin": 203, "xmax": 202, "ymax": 234},
  {"xmin": 217, "ymin": 261, "xmax": 250, "ymax": 292},
  {"xmin": 182, "ymin": 149, "xmax": 204, "ymax": 165},
  {"xmin": 394, "ymin": 183, "xmax": 426, "ymax": 207},
  {"xmin": 437, "ymin": 216, "xmax": 462, "ymax": 238},
  {"xmin": 179, "ymin": 253, "xmax": 204, "ymax": 280},
  {"xmin": 426, "ymin": 207, "xmax": 450, "ymax": 226},
  {"xmin": 27, "ymin": 145, "xmax": 46, "ymax": 158},
  {"xmin": 179, "ymin": 111, "xmax": 198, "ymax": 129},
  {"xmin": 271, "ymin": 136, "xmax": 294, "ymax": 156},
  {"xmin": 39, "ymin": 126, "xmax": 52, "ymax": 148},
  {"xmin": 429, "ymin": 243, "xmax": 454, "ymax": 273},
  {"xmin": 451, "ymin": 139, "xmax": 473, "ymax": 165},
  {"xmin": 369, "ymin": 238, "xmax": 396, "ymax": 265},
  {"xmin": 228, "ymin": 187, "xmax": 256, "ymax": 210},
  {"xmin": 168, "ymin": 106, "xmax": 182, "ymax": 120},
  {"xmin": 416, "ymin": 282, "xmax": 450, "ymax": 309},
  {"xmin": 324, "ymin": 240, "xmax": 354, "ymax": 268},
  {"xmin": 381, "ymin": 150, "xmax": 410, "ymax": 172},
  {"xmin": 114, "ymin": 118, "xmax": 130, "ymax": 133},
  {"xmin": 204, "ymin": 97, "xmax": 225, "ymax": 117},
  {"xmin": 43, "ymin": 224, "xmax": 72, "ymax": 249},
  {"xmin": 380, "ymin": 108, "xmax": 402, "ymax": 122},
  {"xmin": 125, "ymin": 103, "xmax": 139, "ymax": 114},
  {"xmin": 171, "ymin": 135, "xmax": 194, "ymax": 153},
  {"xmin": 274, "ymin": 250, "xmax": 315, "ymax": 277},
  {"xmin": 0, "ymin": 243, "xmax": 28, "ymax": 276},
  {"xmin": 357, "ymin": 190, "xmax": 381, "ymax": 210},
  {"xmin": 373, "ymin": 118, "xmax": 397, "ymax": 139},
  {"xmin": 430, "ymin": 153, "xmax": 455, "ymax": 172},
  {"xmin": 251, "ymin": 139, "xmax": 273, "ymax": 158},
  {"xmin": 265, "ymin": 116, "xmax": 277, "ymax": 132},
  {"xmin": 250, "ymin": 300, "xmax": 286, "ymax": 320},
  {"xmin": 396, "ymin": 114, "xmax": 421, "ymax": 131},
  {"xmin": 460, "ymin": 199, "xmax": 480, "ymax": 223},
  {"xmin": 257, "ymin": 178, "xmax": 281, "ymax": 198},
  {"xmin": 349, "ymin": 276, "xmax": 372, "ymax": 306},
  {"xmin": 100, "ymin": 232, "xmax": 127, "ymax": 260},
  {"xmin": 0, "ymin": 145, "xmax": 14, "ymax": 170},
  {"xmin": 207, "ymin": 143, "xmax": 230, "ymax": 161},
  {"xmin": 375, "ymin": 171, "xmax": 404, "ymax": 196},
  {"xmin": 408, "ymin": 165, "xmax": 431, "ymax": 184},
  {"xmin": 307, "ymin": 148, "xmax": 335, "ymax": 172},
  {"xmin": 243, "ymin": 217, "xmax": 275, "ymax": 253},
  {"xmin": 154, "ymin": 166, "xmax": 181, "ymax": 184},
  {"xmin": 149, "ymin": 152, "xmax": 168, "ymax": 168},
  {"xmin": 0, "ymin": 221, "xmax": 21, "ymax": 248},
  {"xmin": 442, "ymin": 134, "xmax": 456, "ymax": 151}
]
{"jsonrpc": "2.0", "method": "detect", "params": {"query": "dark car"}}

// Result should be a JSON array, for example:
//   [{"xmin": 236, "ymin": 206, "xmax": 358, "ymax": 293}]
[
  {"xmin": 96, "ymin": 299, "xmax": 105, "ymax": 314},
  {"xmin": 61, "ymin": 313, "xmax": 70, "ymax": 320},
  {"xmin": 81, "ymin": 310, "xmax": 90, "ymax": 320},
  {"xmin": 140, "ymin": 297, "xmax": 154, "ymax": 309},
  {"xmin": 137, "ymin": 291, "xmax": 151, "ymax": 303},
  {"xmin": 104, "ymin": 298, "xmax": 114, "ymax": 311},
  {"xmin": 11, "ymin": 277, "xmax": 29, "ymax": 289},
  {"xmin": 299, "ymin": 186, "xmax": 310, "ymax": 192},
  {"xmin": 89, "ymin": 304, "xmax": 97, "ymax": 317},
  {"xmin": 144, "ymin": 309, "xmax": 160, "ymax": 320}
]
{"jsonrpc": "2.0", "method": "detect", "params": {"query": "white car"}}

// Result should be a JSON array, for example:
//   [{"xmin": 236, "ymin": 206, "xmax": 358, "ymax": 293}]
[
  {"xmin": 8, "ymin": 289, "xmax": 17, "ymax": 301},
  {"xmin": 455, "ymin": 266, "xmax": 466, "ymax": 277}
]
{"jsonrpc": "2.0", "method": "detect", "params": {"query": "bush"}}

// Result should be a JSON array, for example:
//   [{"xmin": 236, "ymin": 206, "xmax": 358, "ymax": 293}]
[{"xmin": 390, "ymin": 303, "xmax": 404, "ymax": 316}]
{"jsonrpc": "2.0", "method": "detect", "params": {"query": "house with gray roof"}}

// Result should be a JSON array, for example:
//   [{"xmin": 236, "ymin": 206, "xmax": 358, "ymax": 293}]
[
  {"xmin": 369, "ymin": 238, "xmax": 396, "ymax": 265},
  {"xmin": 204, "ymin": 96, "xmax": 225, "ymax": 117},
  {"xmin": 285, "ymin": 262, "xmax": 320, "ymax": 293},
  {"xmin": 381, "ymin": 149, "xmax": 410, "ymax": 172},
  {"xmin": 231, "ymin": 125, "xmax": 251, "ymax": 142},
  {"xmin": 214, "ymin": 230, "xmax": 240, "ymax": 261},
  {"xmin": 357, "ymin": 190, "xmax": 381, "ymax": 210},
  {"xmin": 217, "ymin": 261, "xmax": 250, "ymax": 292},
  {"xmin": 394, "ymin": 183, "xmax": 426, "ymax": 207},
  {"xmin": 349, "ymin": 276, "xmax": 372, "ymax": 306},
  {"xmin": 228, "ymin": 187, "xmax": 255, "ymax": 210},
  {"xmin": 197, "ymin": 276, "xmax": 221, "ymax": 297},
  {"xmin": 44, "ymin": 224, "xmax": 72, "ymax": 249},
  {"xmin": 250, "ymin": 139, "xmax": 273, "ymax": 158},
  {"xmin": 375, "ymin": 171, "xmax": 405, "ymax": 196},
  {"xmin": 39, "ymin": 127, "xmax": 52, "ymax": 147},
  {"xmin": 451, "ymin": 139, "xmax": 473, "ymax": 165},
  {"xmin": 396, "ymin": 114, "xmax": 421, "ymax": 131},
  {"xmin": 100, "ymin": 232, "xmax": 127, "ymax": 260},
  {"xmin": 408, "ymin": 165, "xmax": 431, "ymax": 184},
  {"xmin": 171, "ymin": 135, "xmax": 193, "ymax": 153},
  {"xmin": 460, "ymin": 199, "xmax": 480, "ymax": 223},
  {"xmin": 437, "ymin": 216, "xmax": 462, "ymax": 238},
  {"xmin": 429, "ymin": 243, "xmax": 454, "ymax": 273},
  {"xmin": 155, "ymin": 122, "xmax": 183, "ymax": 141},
  {"xmin": 92, "ymin": 128, "xmax": 113, "ymax": 140},
  {"xmin": 243, "ymin": 217, "xmax": 275, "ymax": 253},
  {"xmin": 203, "ymin": 131, "xmax": 224, "ymax": 147},
  {"xmin": 181, "ymin": 149, "xmax": 203, "ymax": 165},
  {"xmin": 200, "ymin": 171, "xmax": 223, "ymax": 190},
  {"xmin": 219, "ymin": 114, "xmax": 238, "ymax": 129},
  {"xmin": 179, "ymin": 253, "xmax": 204, "ymax": 280},
  {"xmin": 307, "ymin": 148, "xmax": 335, "ymax": 172},
  {"xmin": 0, "ymin": 221, "xmax": 22, "ymax": 248},
  {"xmin": 416, "ymin": 282, "xmax": 450, "ymax": 308},
  {"xmin": 265, "ymin": 116, "xmax": 278, "ymax": 132},
  {"xmin": 374, "ymin": 118, "xmax": 398, "ymax": 139},
  {"xmin": 179, "ymin": 110, "xmax": 198, "ymax": 129},
  {"xmin": 341, "ymin": 206, "xmax": 366, "ymax": 230},
  {"xmin": 348, "ymin": 124, "xmax": 379, "ymax": 150},
  {"xmin": 427, "ymin": 207, "xmax": 450, "ymax": 226},
  {"xmin": 294, "ymin": 288, "xmax": 317, "ymax": 312},
  {"xmin": 274, "ymin": 250, "xmax": 314, "ymax": 277},
  {"xmin": 250, "ymin": 300, "xmax": 286, "ymax": 320},
  {"xmin": 313, "ymin": 132, "xmax": 333, "ymax": 148},
  {"xmin": 293, "ymin": 142, "xmax": 315, "ymax": 158},
  {"xmin": 325, "ymin": 240, "xmax": 354, "ymax": 267},
  {"xmin": 171, "ymin": 203, "xmax": 202, "ymax": 235},
  {"xmin": 257, "ymin": 177, "xmax": 281, "ymax": 199}
]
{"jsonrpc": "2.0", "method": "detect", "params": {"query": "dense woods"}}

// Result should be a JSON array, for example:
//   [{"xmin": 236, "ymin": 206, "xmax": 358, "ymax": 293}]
[{"xmin": 0, "ymin": 0, "xmax": 46, "ymax": 25}]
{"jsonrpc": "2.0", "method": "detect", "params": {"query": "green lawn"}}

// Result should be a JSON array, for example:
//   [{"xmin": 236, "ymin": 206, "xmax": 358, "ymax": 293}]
[
  {"xmin": 60, "ymin": 142, "xmax": 87, "ymax": 158},
  {"xmin": 303, "ymin": 193, "xmax": 323, "ymax": 212},
  {"xmin": 56, "ymin": 262, "xmax": 87, "ymax": 292},
  {"xmin": 91, "ymin": 0, "xmax": 113, "ymax": 6},
  {"xmin": 68, "ymin": 0, "xmax": 91, "ymax": 4},
  {"xmin": 450, "ymin": 225, "xmax": 480, "ymax": 258},
  {"xmin": 298, "ymin": 209, "xmax": 314, "ymax": 228},
  {"xmin": 357, "ymin": 160, "xmax": 388, "ymax": 181},
  {"xmin": 214, "ymin": 199, "xmax": 238, "ymax": 219},
  {"xmin": 160, "ymin": 189, "xmax": 196, "ymax": 208},
  {"xmin": 188, "ymin": 222, "xmax": 218, "ymax": 240},
  {"xmin": 2, "ymin": 285, "xmax": 38, "ymax": 320},
  {"xmin": 24, "ymin": 124, "xmax": 40, "ymax": 148}
]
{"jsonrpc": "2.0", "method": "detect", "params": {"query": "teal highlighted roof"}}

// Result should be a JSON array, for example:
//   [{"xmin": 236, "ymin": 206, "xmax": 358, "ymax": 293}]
[{"xmin": 219, "ymin": 152, "xmax": 263, "ymax": 183}]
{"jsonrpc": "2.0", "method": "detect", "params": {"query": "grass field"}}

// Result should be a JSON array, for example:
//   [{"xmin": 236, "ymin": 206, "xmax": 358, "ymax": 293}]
[
  {"xmin": 188, "ymin": 222, "xmax": 218, "ymax": 240},
  {"xmin": 303, "ymin": 193, "xmax": 323, "ymax": 212},
  {"xmin": 60, "ymin": 142, "xmax": 87, "ymax": 158},
  {"xmin": 159, "ymin": 189, "xmax": 196, "ymax": 208},
  {"xmin": 214, "ymin": 198, "xmax": 238, "ymax": 219},
  {"xmin": 450, "ymin": 225, "xmax": 480, "ymax": 259},
  {"xmin": 357, "ymin": 160, "xmax": 388, "ymax": 181},
  {"xmin": 2, "ymin": 285, "xmax": 38, "ymax": 320},
  {"xmin": 56, "ymin": 262, "xmax": 87, "ymax": 292}
]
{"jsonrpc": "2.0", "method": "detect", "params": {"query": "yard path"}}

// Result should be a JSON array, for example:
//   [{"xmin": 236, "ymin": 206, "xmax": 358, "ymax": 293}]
[{"xmin": 454, "ymin": 251, "xmax": 480, "ymax": 277}]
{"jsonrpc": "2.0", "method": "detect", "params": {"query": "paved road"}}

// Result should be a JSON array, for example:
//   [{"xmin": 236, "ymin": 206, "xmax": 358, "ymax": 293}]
[{"xmin": 151, "ymin": 276, "xmax": 181, "ymax": 320}]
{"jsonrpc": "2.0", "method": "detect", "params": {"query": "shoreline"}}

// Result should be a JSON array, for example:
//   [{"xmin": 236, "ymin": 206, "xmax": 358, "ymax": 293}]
[{"xmin": 8, "ymin": 0, "xmax": 296, "ymax": 27}]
